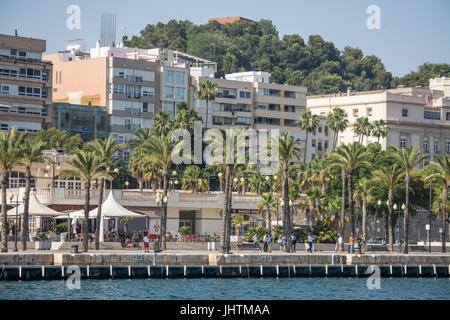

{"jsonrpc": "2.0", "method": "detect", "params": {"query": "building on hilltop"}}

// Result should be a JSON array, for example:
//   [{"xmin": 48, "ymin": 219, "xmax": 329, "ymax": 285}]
[
  {"xmin": 0, "ymin": 33, "xmax": 53, "ymax": 135},
  {"xmin": 208, "ymin": 17, "xmax": 255, "ymax": 24}
]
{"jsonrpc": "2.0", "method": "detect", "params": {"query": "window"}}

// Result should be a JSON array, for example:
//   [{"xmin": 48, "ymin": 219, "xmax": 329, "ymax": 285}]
[
  {"xmin": 175, "ymin": 87, "xmax": 185, "ymax": 100},
  {"xmin": 312, "ymin": 140, "xmax": 316, "ymax": 147},
  {"xmin": 318, "ymin": 126, "xmax": 322, "ymax": 133},
  {"xmin": 324, "ymin": 126, "xmax": 329, "ymax": 136},
  {"xmin": 124, "ymin": 119, "xmax": 131, "ymax": 130},
  {"xmin": 367, "ymin": 107, "xmax": 372, "ymax": 116},
  {"xmin": 424, "ymin": 110, "xmax": 440, "ymax": 120},
  {"xmin": 175, "ymin": 71, "xmax": 185, "ymax": 84},
  {"xmin": 164, "ymin": 86, "xmax": 174, "ymax": 99},
  {"xmin": 446, "ymin": 140, "xmax": 450, "ymax": 153},
  {"xmin": 162, "ymin": 101, "xmax": 174, "ymax": 115},
  {"xmin": 353, "ymin": 108, "xmax": 358, "ymax": 117},
  {"xmin": 400, "ymin": 136, "xmax": 407, "ymax": 149},
  {"xmin": 142, "ymin": 87, "xmax": 154, "ymax": 97},
  {"xmin": 318, "ymin": 142, "xmax": 322, "ymax": 151},
  {"xmin": 324, "ymin": 141, "xmax": 328, "ymax": 152},
  {"xmin": 268, "ymin": 104, "xmax": 280, "ymax": 111},
  {"xmin": 18, "ymin": 86, "xmax": 41, "ymax": 97},
  {"xmin": 434, "ymin": 138, "xmax": 439, "ymax": 151},
  {"xmin": 235, "ymin": 117, "xmax": 251, "ymax": 125},
  {"xmin": 402, "ymin": 109, "xmax": 408, "ymax": 117},
  {"xmin": 239, "ymin": 90, "xmax": 251, "ymax": 99},
  {"xmin": 424, "ymin": 138, "xmax": 429, "ymax": 151},
  {"xmin": 142, "ymin": 102, "xmax": 154, "ymax": 113},
  {"xmin": 284, "ymin": 105, "xmax": 296, "ymax": 113},
  {"xmin": 262, "ymin": 88, "xmax": 280, "ymax": 97},
  {"xmin": 447, "ymin": 112, "xmax": 450, "ymax": 121},
  {"xmin": 164, "ymin": 70, "xmax": 174, "ymax": 83},
  {"xmin": 0, "ymin": 84, "xmax": 9, "ymax": 95}
]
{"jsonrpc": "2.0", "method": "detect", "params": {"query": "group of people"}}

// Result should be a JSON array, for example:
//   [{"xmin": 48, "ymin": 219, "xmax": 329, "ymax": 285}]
[
  {"xmin": 252, "ymin": 234, "xmax": 299, "ymax": 253},
  {"xmin": 334, "ymin": 233, "xmax": 366, "ymax": 253}
]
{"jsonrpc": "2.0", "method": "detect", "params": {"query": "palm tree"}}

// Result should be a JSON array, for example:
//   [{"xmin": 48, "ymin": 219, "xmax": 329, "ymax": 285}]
[
  {"xmin": 174, "ymin": 108, "xmax": 201, "ymax": 133},
  {"xmin": 275, "ymin": 133, "xmax": 302, "ymax": 252},
  {"xmin": 425, "ymin": 154, "xmax": 450, "ymax": 253},
  {"xmin": 86, "ymin": 137, "xmax": 124, "ymax": 250},
  {"xmin": 353, "ymin": 117, "xmax": 372, "ymax": 144},
  {"xmin": 248, "ymin": 171, "xmax": 267, "ymax": 195},
  {"xmin": 328, "ymin": 143, "xmax": 371, "ymax": 238},
  {"xmin": 372, "ymin": 163, "xmax": 403, "ymax": 252},
  {"xmin": 128, "ymin": 150, "xmax": 147, "ymax": 191},
  {"xmin": 257, "ymin": 193, "xmax": 277, "ymax": 235},
  {"xmin": 298, "ymin": 111, "xmax": 319, "ymax": 163},
  {"xmin": 306, "ymin": 186, "xmax": 323, "ymax": 225},
  {"xmin": 327, "ymin": 107, "xmax": 349, "ymax": 150},
  {"xmin": 353, "ymin": 177, "xmax": 373, "ymax": 239},
  {"xmin": 0, "ymin": 128, "xmax": 26, "ymax": 252},
  {"xmin": 128, "ymin": 128, "xmax": 153, "ymax": 150},
  {"xmin": 19, "ymin": 139, "xmax": 47, "ymax": 250},
  {"xmin": 182, "ymin": 165, "xmax": 205, "ymax": 192},
  {"xmin": 231, "ymin": 214, "xmax": 250, "ymax": 239},
  {"xmin": 196, "ymin": 80, "xmax": 218, "ymax": 129},
  {"xmin": 152, "ymin": 111, "xmax": 172, "ymax": 136},
  {"xmin": 372, "ymin": 119, "xmax": 388, "ymax": 144},
  {"xmin": 139, "ymin": 134, "xmax": 179, "ymax": 250},
  {"xmin": 60, "ymin": 151, "xmax": 106, "ymax": 252},
  {"xmin": 388, "ymin": 146, "xmax": 425, "ymax": 254}
]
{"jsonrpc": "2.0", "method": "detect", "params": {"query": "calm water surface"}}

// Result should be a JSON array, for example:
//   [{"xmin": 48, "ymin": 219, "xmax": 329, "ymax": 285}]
[{"xmin": 0, "ymin": 278, "xmax": 449, "ymax": 300}]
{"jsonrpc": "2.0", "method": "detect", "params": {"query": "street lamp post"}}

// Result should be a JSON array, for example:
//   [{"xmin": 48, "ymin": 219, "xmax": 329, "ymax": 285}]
[
  {"xmin": 9, "ymin": 193, "xmax": 25, "ymax": 252},
  {"xmin": 155, "ymin": 192, "xmax": 167, "ymax": 252}
]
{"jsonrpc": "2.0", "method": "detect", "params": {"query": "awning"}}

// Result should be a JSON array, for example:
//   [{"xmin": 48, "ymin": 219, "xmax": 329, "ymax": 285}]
[{"xmin": 7, "ymin": 192, "xmax": 62, "ymax": 217}]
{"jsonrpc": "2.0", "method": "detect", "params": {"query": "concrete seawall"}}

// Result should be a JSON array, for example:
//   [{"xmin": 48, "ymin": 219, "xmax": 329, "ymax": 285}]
[{"xmin": 1, "ymin": 252, "xmax": 450, "ymax": 266}]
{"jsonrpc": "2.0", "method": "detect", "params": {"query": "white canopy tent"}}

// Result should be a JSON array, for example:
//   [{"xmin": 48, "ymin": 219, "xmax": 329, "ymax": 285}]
[
  {"xmin": 7, "ymin": 192, "xmax": 62, "ymax": 217},
  {"xmin": 57, "ymin": 191, "xmax": 143, "ymax": 241}
]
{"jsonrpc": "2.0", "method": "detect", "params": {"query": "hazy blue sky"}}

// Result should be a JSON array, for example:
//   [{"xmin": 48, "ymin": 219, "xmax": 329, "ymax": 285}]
[{"xmin": 0, "ymin": 0, "xmax": 449, "ymax": 76}]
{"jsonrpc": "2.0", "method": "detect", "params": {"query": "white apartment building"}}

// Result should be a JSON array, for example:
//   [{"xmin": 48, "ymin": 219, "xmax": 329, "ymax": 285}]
[{"xmin": 307, "ymin": 78, "xmax": 450, "ymax": 165}]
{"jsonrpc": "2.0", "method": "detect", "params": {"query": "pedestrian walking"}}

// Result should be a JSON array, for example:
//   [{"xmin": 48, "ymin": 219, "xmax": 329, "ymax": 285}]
[
  {"xmin": 268, "ymin": 234, "xmax": 273, "ymax": 253},
  {"xmin": 280, "ymin": 236, "xmax": 286, "ymax": 252},
  {"xmin": 252, "ymin": 234, "xmax": 259, "ymax": 251},
  {"xmin": 291, "ymin": 234, "xmax": 297, "ymax": 252},
  {"xmin": 335, "ymin": 233, "xmax": 343, "ymax": 253},
  {"xmin": 349, "ymin": 233, "xmax": 355, "ymax": 253},
  {"xmin": 263, "ymin": 234, "xmax": 268, "ymax": 252},
  {"xmin": 143, "ymin": 233, "xmax": 150, "ymax": 253},
  {"xmin": 357, "ymin": 234, "xmax": 363, "ymax": 254},
  {"xmin": 307, "ymin": 234, "xmax": 314, "ymax": 253}
]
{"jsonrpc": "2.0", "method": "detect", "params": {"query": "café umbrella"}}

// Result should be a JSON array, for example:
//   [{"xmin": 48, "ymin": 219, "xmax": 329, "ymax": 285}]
[{"xmin": 57, "ymin": 191, "xmax": 143, "ymax": 241}]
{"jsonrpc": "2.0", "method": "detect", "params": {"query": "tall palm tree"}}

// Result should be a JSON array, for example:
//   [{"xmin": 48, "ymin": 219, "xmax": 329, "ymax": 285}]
[
  {"xmin": 388, "ymin": 146, "xmax": 425, "ymax": 254},
  {"xmin": 0, "ymin": 128, "xmax": 26, "ymax": 252},
  {"xmin": 372, "ymin": 119, "xmax": 388, "ymax": 144},
  {"xmin": 372, "ymin": 163, "xmax": 403, "ymax": 252},
  {"xmin": 182, "ymin": 165, "xmax": 206, "ymax": 192},
  {"xmin": 139, "ymin": 134, "xmax": 179, "ymax": 250},
  {"xmin": 328, "ymin": 143, "xmax": 371, "ymax": 237},
  {"xmin": 425, "ymin": 154, "xmax": 450, "ymax": 253},
  {"xmin": 19, "ymin": 139, "xmax": 47, "ymax": 250},
  {"xmin": 128, "ymin": 150, "xmax": 147, "ymax": 191},
  {"xmin": 152, "ymin": 111, "xmax": 172, "ymax": 136},
  {"xmin": 86, "ymin": 137, "xmax": 124, "ymax": 250},
  {"xmin": 128, "ymin": 128, "xmax": 153, "ymax": 150},
  {"xmin": 196, "ymin": 80, "xmax": 218, "ymax": 129},
  {"xmin": 60, "ymin": 151, "xmax": 106, "ymax": 252},
  {"xmin": 353, "ymin": 117, "xmax": 372, "ymax": 144},
  {"xmin": 248, "ymin": 171, "xmax": 267, "ymax": 195},
  {"xmin": 174, "ymin": 108, "xmax": 201, "ymax": 134},
  {"xmin": 257, "ymin": 193, "xmax": 277, "ymax": 236},
  {"xmin": 327, "ymin": 107, "xmax": 349, "ymax": 150},
  {"xmin": 298, "ymin": 111, "xmax": 319, "ymax": 163},
  {"xmin": 306, "ymin": 186, "xmax": 323, "ymax": 225},
  {"xmin": 275, "ymin": 133, "xmax": 302, "ymax": 252},
  {"xmin": 353, "ymin": 177, "xmax": 373, "ymax": 239}
]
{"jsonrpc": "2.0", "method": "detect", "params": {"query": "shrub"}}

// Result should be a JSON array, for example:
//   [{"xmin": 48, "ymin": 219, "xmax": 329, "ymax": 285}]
[
  {"xmin": 244, "ymin": 226, "xmax": 269, "ymax": 242},
  {"xmin": 178, "ymin": 225, "xmax": 191, "ymax": 235},
  {"xmin": 55, "ymin": 223, "xmax": 68, "ymax": 234}
]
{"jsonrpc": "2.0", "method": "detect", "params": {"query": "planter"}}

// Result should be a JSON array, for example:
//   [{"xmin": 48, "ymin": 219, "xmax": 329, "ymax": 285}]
[
  {"xmin": 207, "ymin": 242, "xmax": 219, "ymax": 250},
  {"xmin": 35, "ymin": 241, "xmax": 51, "ymax": 250}
]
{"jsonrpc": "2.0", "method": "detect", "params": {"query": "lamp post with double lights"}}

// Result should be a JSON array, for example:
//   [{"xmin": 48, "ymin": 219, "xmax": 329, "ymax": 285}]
[
  {"xmin": 169, "ymin": 171, "xmax": 178, "ymax": 192},
  {"xmin": 9, "ymin": 193, "xmax": 26, "ymax": 252},
  {"xmin": 155, "ymin": 192, "xmax": 168, "ymax": 252}
]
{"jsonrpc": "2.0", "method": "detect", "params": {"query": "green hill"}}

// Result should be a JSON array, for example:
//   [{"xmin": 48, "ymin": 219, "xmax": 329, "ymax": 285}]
[{"xmin": 126, "ymin": 19, "xmax": 450, "ymax": 95}]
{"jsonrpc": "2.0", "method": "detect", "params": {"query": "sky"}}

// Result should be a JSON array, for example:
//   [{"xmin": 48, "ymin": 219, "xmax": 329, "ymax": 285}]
[{"xmin": 0, "ymin": 0, "xmax": 449, "ymax": 77}]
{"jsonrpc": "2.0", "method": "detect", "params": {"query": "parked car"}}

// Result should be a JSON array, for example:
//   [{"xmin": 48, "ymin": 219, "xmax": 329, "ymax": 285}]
[{"xmin": 368, "ymin": 237, "xmax": 386, "ymax": 244}]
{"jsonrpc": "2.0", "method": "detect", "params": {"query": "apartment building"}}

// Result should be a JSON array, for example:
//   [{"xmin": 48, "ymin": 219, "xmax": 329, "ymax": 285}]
[
  {"xmin": 53, "ymin": 102, "xmax": 108, "ymax": 142},
  {"xmin": 190, "ymin": 71, "xmax": 308, "ymax": 152},
  {"xmin": 307, "ymin": 116, "xmax": 333, "ymax": 161},
  {"xmin": 307, "ymin": 78, "xmax": 450, "ymax": 165},
  {"xmin": 0, "ymin": 33, "xmax": 53, "ymax": 135},
  {"xmin": 44, "ymin": 42, "xmax": 160, "ymax": 158}
]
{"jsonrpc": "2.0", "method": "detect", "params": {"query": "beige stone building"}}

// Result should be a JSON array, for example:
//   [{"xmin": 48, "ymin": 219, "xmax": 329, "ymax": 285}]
[
  {"xmin": 307, "ymin": 78, "xmax": 450, "ymax": 165},
  {"xmin": 0, "ymin": 33, "xmax": 53, "ymax": 135}
]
